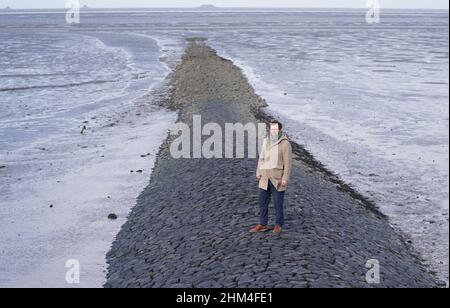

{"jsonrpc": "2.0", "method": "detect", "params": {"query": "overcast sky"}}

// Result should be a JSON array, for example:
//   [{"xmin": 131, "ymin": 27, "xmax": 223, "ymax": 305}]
[{"xmin": 1, "ymin": 0, "xmax": 449, "ymax": 10}]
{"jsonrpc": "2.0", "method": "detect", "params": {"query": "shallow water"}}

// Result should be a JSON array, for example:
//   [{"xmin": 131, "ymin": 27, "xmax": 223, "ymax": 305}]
[{"xmin": 0, "ymin": 14, "xmax": 178, "ymax": 287}]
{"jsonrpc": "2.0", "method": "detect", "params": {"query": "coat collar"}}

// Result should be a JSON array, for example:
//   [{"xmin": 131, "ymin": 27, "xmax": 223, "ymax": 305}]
[{"xmin": 266, "ymin": 132, "xmax": 288, "ymax": 148}]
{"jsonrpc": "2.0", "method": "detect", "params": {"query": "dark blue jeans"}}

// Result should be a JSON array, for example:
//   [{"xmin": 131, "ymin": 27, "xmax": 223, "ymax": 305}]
[{"xmin": 259, "ymin": 179, "xmax": 285, "ymax": 227}]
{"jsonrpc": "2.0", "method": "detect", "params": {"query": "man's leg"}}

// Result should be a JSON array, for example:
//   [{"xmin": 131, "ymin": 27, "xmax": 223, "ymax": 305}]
[
  {"xmin": 271, "ymin": 181, "xmax": 285, "ymax": 227},
  {"xmin": 258, "ymin": 184, "xmax": 272, "ymax": 226}
]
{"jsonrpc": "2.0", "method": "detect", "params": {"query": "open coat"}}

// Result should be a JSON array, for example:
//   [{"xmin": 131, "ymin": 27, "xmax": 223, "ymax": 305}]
[{"xmin": 256, "ymin": 133, "xmax": 293, "ymax": 192}]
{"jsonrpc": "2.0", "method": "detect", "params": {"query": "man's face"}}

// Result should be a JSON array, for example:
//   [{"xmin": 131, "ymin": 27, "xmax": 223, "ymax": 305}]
[{"xmin": 270, "ymin": 124, "xmax": 280, "ymax": 138}]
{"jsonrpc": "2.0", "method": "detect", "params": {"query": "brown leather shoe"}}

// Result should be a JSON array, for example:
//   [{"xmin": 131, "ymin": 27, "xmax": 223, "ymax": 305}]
[
  {"xmin": 249, "ymin": 224, "xmax": 269, "ymax": 233},
  {"xmin": 273, "ymin": 225, "xmax": 282, "ymax": 235}
]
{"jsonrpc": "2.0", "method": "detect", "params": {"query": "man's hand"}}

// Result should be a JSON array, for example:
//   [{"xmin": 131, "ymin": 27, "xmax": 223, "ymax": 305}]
[
  {"xmin": 281, "ymin": 180, "xmax": 288, "ymax": 187},
  {"xmin": 256, "ymin": 174, "xmax": 262, "ymax": 180}
]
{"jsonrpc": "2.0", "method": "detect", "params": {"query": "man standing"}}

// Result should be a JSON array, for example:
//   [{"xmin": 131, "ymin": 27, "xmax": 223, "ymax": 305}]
[{"xmin": 250, "ymin": 120, "xmax": 293, "ymax": 235}]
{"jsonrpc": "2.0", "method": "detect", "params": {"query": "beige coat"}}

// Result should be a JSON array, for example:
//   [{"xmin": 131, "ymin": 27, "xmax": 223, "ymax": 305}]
[{"xmin": 256, "ymin": 133, "xmax": 293, "ymax": 192}]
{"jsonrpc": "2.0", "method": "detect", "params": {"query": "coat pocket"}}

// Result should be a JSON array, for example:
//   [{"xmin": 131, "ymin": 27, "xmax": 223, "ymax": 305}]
[{"xmin": 271, "ymin": 168, "xmax": 284, "ymax": 179}]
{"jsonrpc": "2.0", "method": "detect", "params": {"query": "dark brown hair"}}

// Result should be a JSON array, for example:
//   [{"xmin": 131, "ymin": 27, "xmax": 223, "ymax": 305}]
[{"xmin": 270, "ymin": 120, "xmax": 283, "ymax": 130}]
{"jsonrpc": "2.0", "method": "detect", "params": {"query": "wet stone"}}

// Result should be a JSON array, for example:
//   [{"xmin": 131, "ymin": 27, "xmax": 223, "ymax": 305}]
[{"xmin": 104, "ymin": 43, "xmax": 441, "ymax": 288}]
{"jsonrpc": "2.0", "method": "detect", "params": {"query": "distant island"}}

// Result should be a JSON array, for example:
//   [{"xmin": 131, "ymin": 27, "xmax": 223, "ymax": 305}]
[
  {"xmin": 3, "ymin": 6, "xmax": 12, "ymax": 10},
  {"xmin": 197, "ymin": 4, "xmax": 218, "ymax": 10}
]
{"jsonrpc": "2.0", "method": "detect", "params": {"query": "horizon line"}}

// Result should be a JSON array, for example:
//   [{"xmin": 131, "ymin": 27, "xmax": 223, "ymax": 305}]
[{"xmin": 1, "ymin": 6, "xmax": 449, "ymax": 11}]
